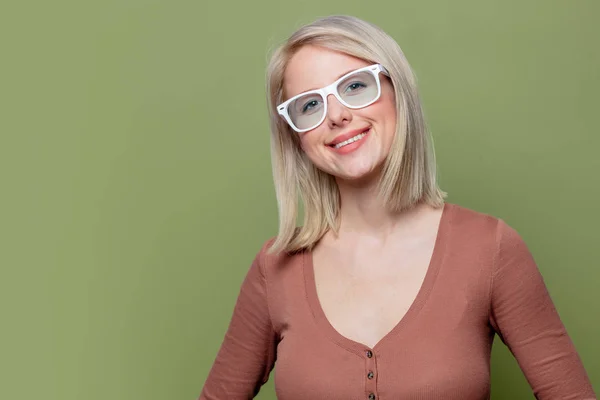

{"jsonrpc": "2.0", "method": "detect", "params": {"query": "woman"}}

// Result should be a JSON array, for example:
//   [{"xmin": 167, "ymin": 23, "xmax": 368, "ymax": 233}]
[{"xmin": 199, "ymin": 15, "xmax": 595, "ymax": 399}]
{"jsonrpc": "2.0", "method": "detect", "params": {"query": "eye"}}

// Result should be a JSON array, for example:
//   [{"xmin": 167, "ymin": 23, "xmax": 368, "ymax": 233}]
[
  {"xmin": 344, "ymin": 81, "xmax": 367, "ymax": 93},
  {"xmin": 302, "ymin": 99, "xmax": 321, "ymax": 113}
]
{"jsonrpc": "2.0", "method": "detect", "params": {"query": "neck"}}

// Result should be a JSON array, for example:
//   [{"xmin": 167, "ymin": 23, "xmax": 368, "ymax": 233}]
[{"xmin": 334, "ymin": 172, "xmax": 423, "ymax": 240}]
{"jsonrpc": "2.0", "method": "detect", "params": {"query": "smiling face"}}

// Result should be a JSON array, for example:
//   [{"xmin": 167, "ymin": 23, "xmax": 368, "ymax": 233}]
[{"xmin": 283, "ymin": 45, "xmax": 397, "ymax": 182}]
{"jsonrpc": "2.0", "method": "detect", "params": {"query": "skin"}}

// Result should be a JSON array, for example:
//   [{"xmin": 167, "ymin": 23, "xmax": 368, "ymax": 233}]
[
  {"xmin": 283, "ymin": 45, "xmax": 444, "ymax": 348},
  {"xmin": 283, "ymin": 45, "xmax": 397, "ymax": 184}
]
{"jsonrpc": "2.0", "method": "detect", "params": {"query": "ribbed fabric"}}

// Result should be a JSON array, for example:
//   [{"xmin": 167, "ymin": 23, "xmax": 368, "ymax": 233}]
[{"xmin": 199, "ymin": 203, "xmax": 595, "ymax": 400}]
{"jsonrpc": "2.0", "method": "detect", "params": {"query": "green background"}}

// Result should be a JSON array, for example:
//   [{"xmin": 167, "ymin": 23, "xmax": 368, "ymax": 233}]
[{"xmin": 1, "ymin": 0, "xmax": 598, "ymax": 399}]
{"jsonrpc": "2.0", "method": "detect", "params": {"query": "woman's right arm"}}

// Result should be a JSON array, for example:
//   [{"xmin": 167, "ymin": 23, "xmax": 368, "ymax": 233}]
[{"xmin": 199, "ymin": 244, "xmax": 277, "ymax": 399}]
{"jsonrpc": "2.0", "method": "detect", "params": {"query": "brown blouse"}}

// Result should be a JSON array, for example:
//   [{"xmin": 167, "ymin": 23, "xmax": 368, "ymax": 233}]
[{"xmin": 199, "ymin": 203, "xmax": 595, "ymax": 399}]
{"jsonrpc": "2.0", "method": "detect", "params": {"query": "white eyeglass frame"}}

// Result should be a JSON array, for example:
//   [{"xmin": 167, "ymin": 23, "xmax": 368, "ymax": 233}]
[{"xmin": 276, "ymin": 64, "xmax": 390, "ymax": 133}]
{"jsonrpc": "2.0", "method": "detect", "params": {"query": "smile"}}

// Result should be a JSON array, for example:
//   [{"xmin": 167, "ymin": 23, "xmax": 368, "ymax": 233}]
[
  {"xmin": 333, "ymin": 131, "xmax": 368, "ymax": 149},
  {"xmin": 327, "ymin": 128, "xmax": 371, "ymax": 155}
]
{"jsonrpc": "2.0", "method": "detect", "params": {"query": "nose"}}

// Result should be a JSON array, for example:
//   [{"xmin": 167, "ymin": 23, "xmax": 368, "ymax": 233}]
[{"xmin": 325, "ymin": 93, "xmax": 352, "ymax": 129}]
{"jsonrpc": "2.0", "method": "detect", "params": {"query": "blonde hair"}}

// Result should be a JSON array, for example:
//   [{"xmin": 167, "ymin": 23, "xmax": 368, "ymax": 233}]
[{"xmin": 266, "ymin": 15, "xmax": 446, "ymax": 254}]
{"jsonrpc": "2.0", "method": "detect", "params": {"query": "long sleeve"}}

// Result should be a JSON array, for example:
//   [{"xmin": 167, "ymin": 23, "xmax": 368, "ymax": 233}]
[
  {"xmin": 199, "ymin": 244, "xmax": 277, "ymax": 399},
  {"xmin": 489, "ymin": 220, "xmax": 596, "ymax": 399}
]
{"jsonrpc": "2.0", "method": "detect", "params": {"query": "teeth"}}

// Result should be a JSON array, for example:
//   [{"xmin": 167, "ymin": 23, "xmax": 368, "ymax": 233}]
[{"xmin": 333, "ymin": 132, "xmax": 368, "ymax": 149}]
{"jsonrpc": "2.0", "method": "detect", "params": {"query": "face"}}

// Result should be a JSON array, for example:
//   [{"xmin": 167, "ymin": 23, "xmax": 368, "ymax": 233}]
[{"xmin": 283, "ymin": 45, "xmax": 397, "ymax": 182}]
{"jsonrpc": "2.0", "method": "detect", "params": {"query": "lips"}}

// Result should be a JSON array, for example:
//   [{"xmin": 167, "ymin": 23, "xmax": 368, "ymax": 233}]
[{"xmin": 326, "ymin": 127, "xmax": 371, "ymax": 147}]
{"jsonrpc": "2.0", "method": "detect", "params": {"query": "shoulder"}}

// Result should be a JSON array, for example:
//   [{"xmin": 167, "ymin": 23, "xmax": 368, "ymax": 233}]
[
  {"xmin": 446, "ymin": 202, "xmax": 519, "ymax": 237},
  {"xmin": 252, "ymin": 236, "xmax": 302, "ymax": 278},
  {"xmin": 445, "ymin": 202, "xmax": 527, "ymax": 255},
  {"xmin": 445, "ymin": 202, "xmax": 531, "ymax": 267},
  {"xmin": 446, "ymin": 202, "xmax": 498, "ymax": 230}
]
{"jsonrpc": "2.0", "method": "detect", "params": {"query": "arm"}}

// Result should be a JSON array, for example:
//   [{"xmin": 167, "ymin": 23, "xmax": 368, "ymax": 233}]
[
  {"xmin": 489, "ymin": 220, "xmax": 595, "ymax": 399},
  {"xmin": 199, "ymin": 244, "xmax": 277, "ymax": 399}
]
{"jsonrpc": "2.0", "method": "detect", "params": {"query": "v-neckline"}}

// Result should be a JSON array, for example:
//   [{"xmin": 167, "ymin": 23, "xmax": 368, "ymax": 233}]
[{"xmin": 302, "ymin": 202, "xmax": 454, "ymax": 356}]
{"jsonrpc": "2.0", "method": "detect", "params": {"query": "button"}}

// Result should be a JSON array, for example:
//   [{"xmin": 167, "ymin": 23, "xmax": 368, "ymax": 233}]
[
  {"xmin": 366, "ymin": 350, "xmax": 373, "ymax": 358},
  {"xmin": 367, "ymin": 371, "xmax": 374, "ymax": 379},
  {"xmin": 368, "ymin": 394, "xmax": 376, "ymax": 400}
]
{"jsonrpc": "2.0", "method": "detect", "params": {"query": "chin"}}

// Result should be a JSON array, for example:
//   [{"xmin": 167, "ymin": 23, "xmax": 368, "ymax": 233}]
[
  {"xmin": 307, "ymin": 147, "xmax": 389, "ymax": 183},
  {"xmin": 331, "ymin": 161, "xmax": 384, "ymax": 183}
]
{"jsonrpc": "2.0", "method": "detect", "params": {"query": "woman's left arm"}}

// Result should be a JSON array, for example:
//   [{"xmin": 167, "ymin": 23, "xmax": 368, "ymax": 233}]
[{"xmin": 489, "ymin": 219, "xmax": 596, "ymax": 399}]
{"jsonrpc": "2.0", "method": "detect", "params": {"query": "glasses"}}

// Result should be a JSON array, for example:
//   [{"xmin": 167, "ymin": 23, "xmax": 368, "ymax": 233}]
[{"xmin": 277, "ymin": 64, "xmax": 390, "ymax": 133}]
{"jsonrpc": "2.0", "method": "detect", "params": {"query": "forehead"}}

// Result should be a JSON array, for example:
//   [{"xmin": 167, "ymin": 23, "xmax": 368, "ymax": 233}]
[{"xmin": 283, "ymin": 45, "xmax": 371, "ymax": 99}]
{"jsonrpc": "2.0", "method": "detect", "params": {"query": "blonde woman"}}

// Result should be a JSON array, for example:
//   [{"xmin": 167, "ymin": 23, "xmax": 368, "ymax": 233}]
[{"xmin": 199, "ymin": 15, "xmax": 595, "ymax": 400}]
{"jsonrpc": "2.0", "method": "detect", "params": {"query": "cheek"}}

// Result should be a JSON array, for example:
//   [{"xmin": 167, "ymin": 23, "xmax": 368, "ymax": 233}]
[
  {"xmin": 298, "ymin": 135, "xmax": 321, "ymax": 161},
  {"xmin": 298, "ymin": 137, "xmax": 307, "ymax": 151},
  {"xmin": 378, "ymin": 95, "xmax": 398, "ymax": 140},
  {"xmin": 298, "ymin": 127, "xmax": 327, "ymax": 153},
  {"xmin": 299, "ymin": 134, "xmax": 312, "ymax": 151},
  {"xmin": 365, "ymin": 98, "xmax": 397, "ymax": 134},
  {"xmin": 381, "ymin": 90, "xmax": 397, "ymax": 124}
]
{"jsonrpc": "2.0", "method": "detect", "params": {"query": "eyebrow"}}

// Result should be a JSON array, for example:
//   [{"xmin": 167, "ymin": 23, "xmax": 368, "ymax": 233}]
[{"xmin": 288, "ymin": 66, "xmax": 362, "ymax": 98}]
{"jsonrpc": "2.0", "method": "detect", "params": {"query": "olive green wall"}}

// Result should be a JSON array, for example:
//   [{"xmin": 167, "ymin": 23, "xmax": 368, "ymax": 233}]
[{"xmin": 1, "ymin": 0, "xmax": 598, "ymax": 399}]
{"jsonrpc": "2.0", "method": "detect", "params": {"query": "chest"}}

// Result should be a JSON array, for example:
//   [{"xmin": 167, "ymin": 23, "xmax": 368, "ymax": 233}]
[
  {"xmin": 273, "ymin": 241, "xmax": 494, "ymax": 400},
  {"xmin": 312, "ymin": 238, "xmax": 437, "ymax": 348}
]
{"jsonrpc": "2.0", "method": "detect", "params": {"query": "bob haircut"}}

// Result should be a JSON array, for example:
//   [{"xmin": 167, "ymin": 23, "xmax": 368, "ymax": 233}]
[{"xmin": 266, "ymin": 15, "xmax": 446, "ymax": 254}]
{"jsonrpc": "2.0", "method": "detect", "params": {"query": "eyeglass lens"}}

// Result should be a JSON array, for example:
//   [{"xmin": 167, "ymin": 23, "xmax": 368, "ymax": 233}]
[{"xmin": 287, "ymin": 70, "xmax": 379, "ymax": 131}]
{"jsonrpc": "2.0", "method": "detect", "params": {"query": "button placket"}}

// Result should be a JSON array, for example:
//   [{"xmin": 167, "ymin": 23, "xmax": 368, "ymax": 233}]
[{"xmin": 364, "ymin": 348, "xmax": 377, "ymax": 399}]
